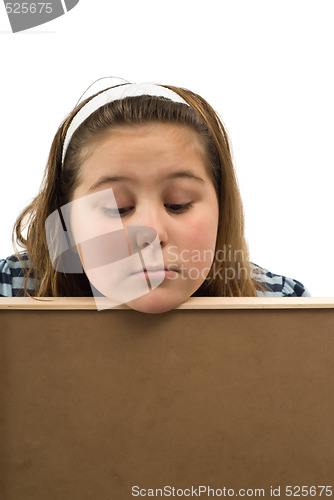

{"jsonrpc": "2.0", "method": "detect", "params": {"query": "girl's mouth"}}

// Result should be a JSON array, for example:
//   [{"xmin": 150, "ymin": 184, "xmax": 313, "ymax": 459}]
[{"xmin": 130, "ymin": 267, "xmax": 179, "ymax": 279}]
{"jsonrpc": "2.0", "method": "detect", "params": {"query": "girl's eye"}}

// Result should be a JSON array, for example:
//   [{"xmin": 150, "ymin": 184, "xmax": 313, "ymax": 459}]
[
  {"xmin": 102, "ymin": 203, "xmax": 193, "ymax": 218},
  {"xmin": 165, "ymin": 202, "xmax": 193, "ymax": 213},
  {"xmin": 103, "ymin": 207, "xmax": 133, "ymax": 217}
]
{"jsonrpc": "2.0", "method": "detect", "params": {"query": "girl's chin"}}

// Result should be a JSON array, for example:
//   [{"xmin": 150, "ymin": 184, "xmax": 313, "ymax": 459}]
[{"xmin": 125, "ymin": 288, "xmax": 188, "ymax": 314}]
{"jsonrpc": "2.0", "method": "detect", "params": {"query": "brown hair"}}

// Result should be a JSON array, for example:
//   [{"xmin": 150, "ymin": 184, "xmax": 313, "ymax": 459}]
[{"xmin": 13, "ymin": 83, "xmax": 267, "ymax": 297}]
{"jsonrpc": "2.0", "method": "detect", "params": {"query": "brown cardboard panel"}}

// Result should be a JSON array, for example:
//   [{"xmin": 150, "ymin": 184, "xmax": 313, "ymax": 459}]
[{"xmin": 1, "ymin": 306, "xmax": 334, "ymax": 499}]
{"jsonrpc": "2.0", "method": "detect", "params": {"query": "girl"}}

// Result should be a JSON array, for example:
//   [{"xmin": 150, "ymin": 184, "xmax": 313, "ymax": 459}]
[{"xmin": 0, "ymin": 78, "xmax": 310, "ymax": 313}]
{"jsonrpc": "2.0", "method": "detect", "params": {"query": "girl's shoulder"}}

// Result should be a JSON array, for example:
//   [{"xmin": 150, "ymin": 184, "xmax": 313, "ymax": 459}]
[
  {"xmin": 0, "ymin": 253, "xmax": 37, "ymax": 297},
  {"xmin": 250, "ymin": 262, "xmax": 311, "ymax": 297}
]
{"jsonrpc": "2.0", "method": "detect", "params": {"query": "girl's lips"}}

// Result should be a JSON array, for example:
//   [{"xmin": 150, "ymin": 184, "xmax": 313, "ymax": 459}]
[
  {"xmin": 130, "ymin": 266, "xmax": 179, "ymax": 274},
  {"xmin": 130, "ymin": 267, "xmax": 179, "ymax": 279}
]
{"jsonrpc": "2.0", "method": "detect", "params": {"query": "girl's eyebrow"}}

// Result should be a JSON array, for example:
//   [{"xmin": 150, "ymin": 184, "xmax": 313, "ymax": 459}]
[{"xmin": 88, "ymin": 170, "xmax": 205, "ymax": 192}]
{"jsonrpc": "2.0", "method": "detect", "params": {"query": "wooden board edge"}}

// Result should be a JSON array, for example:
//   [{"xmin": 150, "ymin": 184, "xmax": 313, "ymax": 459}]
[{"xmin": 1, "ymin": 297, "xmax": 334, "ymax": 310}]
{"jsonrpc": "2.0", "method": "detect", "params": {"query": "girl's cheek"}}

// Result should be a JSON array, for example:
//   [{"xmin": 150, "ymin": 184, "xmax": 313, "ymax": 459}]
[
  {"xmin": 181, "ymin": 220, "xmax": 217, "ymax": 253},
  {"xmin": 189, "ymin": 213, "xmax": 218, "ymax": 238}
]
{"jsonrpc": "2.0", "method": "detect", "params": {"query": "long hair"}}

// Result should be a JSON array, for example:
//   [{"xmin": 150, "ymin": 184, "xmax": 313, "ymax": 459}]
[{"xmin": 13, "ymin": 83, "xmax": 267, "ymax": 297}]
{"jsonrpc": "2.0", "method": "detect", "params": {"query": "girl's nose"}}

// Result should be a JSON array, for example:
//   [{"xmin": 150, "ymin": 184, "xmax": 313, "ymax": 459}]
[
  {"xmin": 127, "ymin": 204, "xmax": 168, "ymax": 250},
  {"xmin": 131, "ymin": 226, "xmax": 158, "ymax": 251}
]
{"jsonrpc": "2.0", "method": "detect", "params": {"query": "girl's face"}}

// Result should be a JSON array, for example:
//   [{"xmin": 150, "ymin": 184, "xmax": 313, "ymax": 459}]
[{"xmin": 71, "ymin": 123, "xmax": 219, "ymax": 313}]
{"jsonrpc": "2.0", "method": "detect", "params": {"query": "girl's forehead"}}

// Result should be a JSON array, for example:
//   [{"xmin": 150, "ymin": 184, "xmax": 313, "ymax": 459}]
[
  {"xmin": 73, "ymin": 125, "xmax": 212, "ymax": 199},
  {"xmin": 92, "ymin": 121, "xmax": 203, "ymax": 149},
  {"xmin": 81, "ymin": 123, "xmax": 208, "ymax": 176}
]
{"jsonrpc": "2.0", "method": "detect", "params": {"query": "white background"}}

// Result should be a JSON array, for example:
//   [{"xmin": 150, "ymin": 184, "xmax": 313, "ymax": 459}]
[{"xmin": 0, "ymin": 0, "xmax": 333, "ymax": 296}]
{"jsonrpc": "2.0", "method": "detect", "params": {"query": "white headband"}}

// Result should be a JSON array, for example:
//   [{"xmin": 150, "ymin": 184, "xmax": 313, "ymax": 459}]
[{"xmin": 61, "ymin": 82, "xmax": 190, "ymax": 167}]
